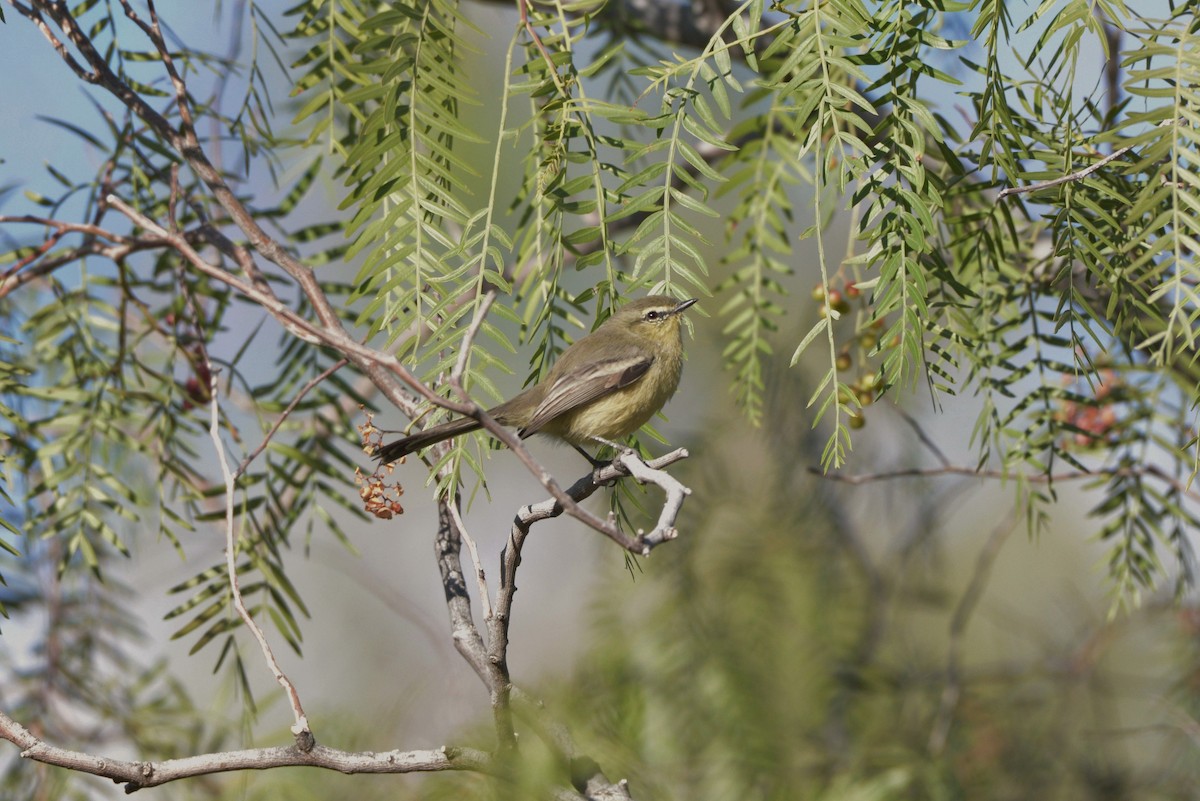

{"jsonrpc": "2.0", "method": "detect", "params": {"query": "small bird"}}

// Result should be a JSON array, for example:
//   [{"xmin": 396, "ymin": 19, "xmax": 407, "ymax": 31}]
[{"xmin": 375, "ymin": 295, "xmax": 697, "ymax": 464}]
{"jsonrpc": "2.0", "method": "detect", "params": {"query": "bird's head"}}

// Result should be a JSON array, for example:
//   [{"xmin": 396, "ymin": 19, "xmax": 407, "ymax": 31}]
[{"xmin": 607, "ymin": 296, "xmax": 698, "ymax": 345}]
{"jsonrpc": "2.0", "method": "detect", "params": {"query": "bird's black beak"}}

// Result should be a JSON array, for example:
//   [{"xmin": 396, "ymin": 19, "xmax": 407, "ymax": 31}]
[{"xmin": 673, "ymin": 298, "xmax": 699, "ymax": 315}]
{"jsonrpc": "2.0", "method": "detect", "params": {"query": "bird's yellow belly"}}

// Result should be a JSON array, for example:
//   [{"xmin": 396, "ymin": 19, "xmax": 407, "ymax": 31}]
[{"xmin": 543, "ymin": 358, "xmax": 682, "ymax": 445}]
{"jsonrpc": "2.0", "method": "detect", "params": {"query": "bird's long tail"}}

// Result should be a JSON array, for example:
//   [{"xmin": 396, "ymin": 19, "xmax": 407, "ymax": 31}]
[{"xmin": 374, "ymin": 416, "xmax": 484, "ymax": 464}]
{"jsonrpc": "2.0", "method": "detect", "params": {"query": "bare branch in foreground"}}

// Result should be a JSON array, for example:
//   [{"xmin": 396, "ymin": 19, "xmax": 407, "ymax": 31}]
[
  {"xmin": 614, "ymin": 449, "xmax": 692, "ymax": 547},
  {"xmin": 0, "ymin": 705, "xmax": 490, "ymax": 792},
  {"xmin": 512, "ymin": 449, "xmax": 690, "ymax": 561},
  {"xmin": 493, "ymin": 448, "xmax": 691, "ymax": 684}
]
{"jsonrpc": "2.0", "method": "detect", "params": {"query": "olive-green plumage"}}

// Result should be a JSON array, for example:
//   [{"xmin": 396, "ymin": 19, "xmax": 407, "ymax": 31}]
[{"xmin": 376, "ymin": 296, "xmax": 697, "ymax": 464}]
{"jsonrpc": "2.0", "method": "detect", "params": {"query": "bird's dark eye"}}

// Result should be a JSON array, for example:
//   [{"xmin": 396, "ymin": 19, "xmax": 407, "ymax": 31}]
[{"xmin": 644, "ymin": 310, "xmax": 660, "ymax": 321}]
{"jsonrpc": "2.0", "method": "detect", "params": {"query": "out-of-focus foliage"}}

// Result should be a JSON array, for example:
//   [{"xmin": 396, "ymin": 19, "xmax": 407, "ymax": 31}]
[{"xmin": 413, "ymin": 369, "xmax": 1200, "ymax": 801}]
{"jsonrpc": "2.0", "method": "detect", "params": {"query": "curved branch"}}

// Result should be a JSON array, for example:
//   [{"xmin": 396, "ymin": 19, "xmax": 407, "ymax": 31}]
[
  {"xmin": 0, "ymin": 707, "xmax": 492, "ymax": 792},
  {"xmin": 441, "ymin": 400, "xmax": 693, "ymax": 554},
  {"xmin": 494, "ymin": 447, "xmax": 691, "ymax": 672},
  {"xmin": 207, "ymin": 368, "xmax": 312, "ymax": 747}
]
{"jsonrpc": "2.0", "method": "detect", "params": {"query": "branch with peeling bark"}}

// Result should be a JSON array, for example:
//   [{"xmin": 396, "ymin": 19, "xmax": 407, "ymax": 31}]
[{"xmin": 433, "ymin": 461, "xmax": 674, "ymax": 799}]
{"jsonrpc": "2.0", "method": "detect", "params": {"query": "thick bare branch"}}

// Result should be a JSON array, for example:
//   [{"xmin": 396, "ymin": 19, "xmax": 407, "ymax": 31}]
[
  {"xmin": 0, "ymin": 706, "xmax": 491, "ymax": 792},
  {"xmin": 434, "ymin": 497, "xmax": 516, "ymax": 748}
]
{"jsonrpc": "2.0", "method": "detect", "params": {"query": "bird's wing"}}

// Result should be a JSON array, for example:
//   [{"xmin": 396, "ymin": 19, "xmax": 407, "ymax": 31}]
[{"xmin": 519, "ymin": 352, "xmax": 653, "ymax": 437}]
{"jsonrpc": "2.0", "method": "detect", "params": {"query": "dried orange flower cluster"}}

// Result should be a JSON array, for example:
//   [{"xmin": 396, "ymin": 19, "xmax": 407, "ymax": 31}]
[
  {"xmin": 356, "ymin": 411, "xmax": 405, "ymax": 519},
  {"xmin": 358, "ymin": 469, "xmax": 405, "ymax": 519}
]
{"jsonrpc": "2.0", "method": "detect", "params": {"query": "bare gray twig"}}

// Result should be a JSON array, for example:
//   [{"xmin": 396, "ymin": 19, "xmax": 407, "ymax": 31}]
[
  {"xmin": 997, "ymin": 138, "xmax": 1140, "ymax": 199},
  {"xmin": 0, "ymin": 705, "xmax": 490, "ymax": 791},
  {"xmin": 615, "ymin": 448, "xmax": 692, "ymax": 547},
  {"xmin": 207, "ymin": 368, "xmax": 312, "ymax": 748},
  {"xmin": 928, "ymin": 512, "xmax": 1017, "ymax": 755},
  {"xmin": 815, "ymin": 461, "xmax": 1200, "ymax": 505}
]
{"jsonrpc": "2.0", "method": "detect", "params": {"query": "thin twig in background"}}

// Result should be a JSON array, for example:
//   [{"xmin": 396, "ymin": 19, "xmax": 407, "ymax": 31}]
[
  {"xmin": 815, "ymin": 461, "xmax": 1200, "ymax": 505},
  {"xmin": 895, "ymin": 406, "xmax": 951, "ymax": 467},
  {"xmin": 234, "ymin": 359, "xmax": 349, "ymax": 481},
  {"xmin": 928, "ymin": 512, "xmax": 1017, "ymax": 755},
  {"xmin": 447, "ymin": 498, "xmax": 493, "ymax": 623},
  {"xmin": 207, "ymin": 367, "xmax": 313, "ymax": 748}
]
